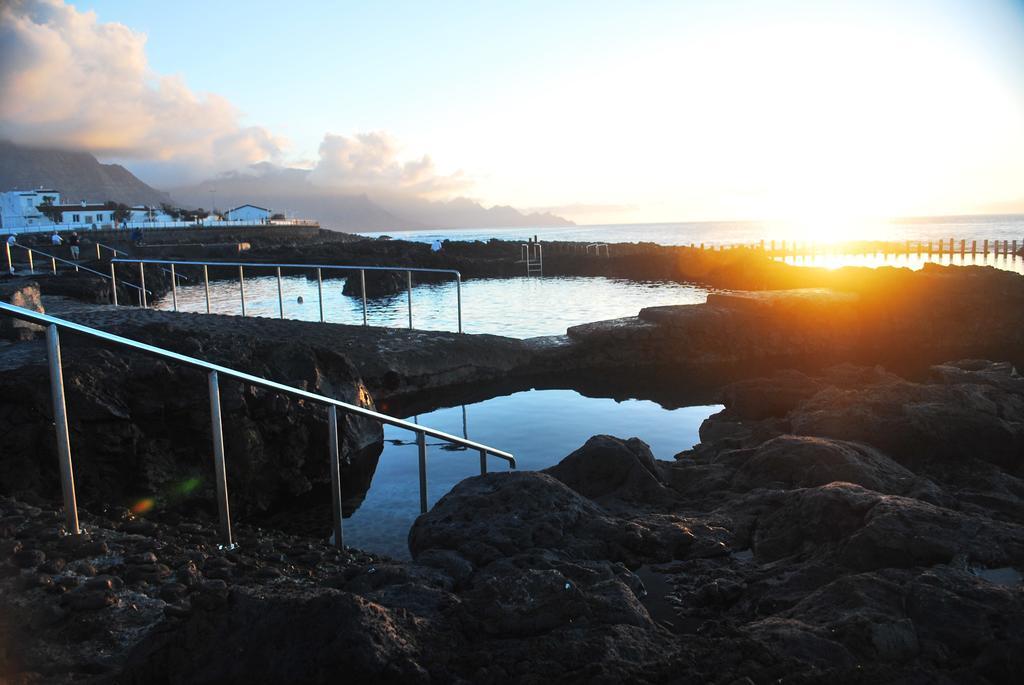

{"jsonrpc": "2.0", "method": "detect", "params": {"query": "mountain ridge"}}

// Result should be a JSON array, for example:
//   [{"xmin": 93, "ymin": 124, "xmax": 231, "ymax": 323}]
[{"xmin": 0, "ymin": 141, "xmax": 170, "ymax": 207}]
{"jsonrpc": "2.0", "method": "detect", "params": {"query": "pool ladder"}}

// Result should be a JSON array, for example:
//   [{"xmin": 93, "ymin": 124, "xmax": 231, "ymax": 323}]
[{"xmin": 521, "ymin": 242, "xmax": 543, "ymax": 276}]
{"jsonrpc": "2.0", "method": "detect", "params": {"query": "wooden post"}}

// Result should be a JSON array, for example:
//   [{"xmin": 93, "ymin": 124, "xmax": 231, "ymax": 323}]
[
  {"xmin": 1004, "ymin": 240, "xmax": 1009, "ymax": 255},
  {"xmin": 770, "ymin": 239, "xmax": 776, "ymax": 253},
  {"xmin": 983, "ymin": 239, "xmax": 988, "ymax": 255},
  {"xmin": 960, "ymin": 239, "xmax": 965, "ymax": 257},
  {"xmin": 972, "ymin": 240, "xmax": 977, "ymax": 255},
  {"xmin": 1013, "ymin": 240, "xmax": 1018, "ymax": 257},
  {"xmin": 904, "ymin": 240, "xmax": 910, "ymax": 255}
]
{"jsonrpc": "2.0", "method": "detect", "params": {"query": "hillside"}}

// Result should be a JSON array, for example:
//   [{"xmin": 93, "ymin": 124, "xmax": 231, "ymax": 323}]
[
  {"xmin": 171, "ymin": 163, "xmax": 574, "ymax": 231},
  {"xmin": 0, "ymin": 141, "xmax": 170, "ymax": 206}
]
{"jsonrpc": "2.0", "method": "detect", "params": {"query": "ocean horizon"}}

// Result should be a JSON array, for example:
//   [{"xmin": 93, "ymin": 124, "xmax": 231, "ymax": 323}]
[{"xmin": 358, "ymin": 213, "xmax": 1024, "ymax": 247}]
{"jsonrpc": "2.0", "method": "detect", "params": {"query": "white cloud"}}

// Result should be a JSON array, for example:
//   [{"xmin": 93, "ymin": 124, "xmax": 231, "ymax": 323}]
[
  {"xmin": 0, "ymin": 0, "xmax": 284, "ymax": 183},
  {"xmin": 308, "ymin": 132, "xmax": 471, "ymax": 199}
]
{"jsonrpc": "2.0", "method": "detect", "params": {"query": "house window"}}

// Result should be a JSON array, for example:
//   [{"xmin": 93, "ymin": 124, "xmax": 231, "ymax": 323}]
[
  {"xmin": 84, "ymin": 215, "xmax": 92, "ymax": 223},
  {"xmin": 73, "ymin": 214, "xmax": 80, "ymax": 223}
]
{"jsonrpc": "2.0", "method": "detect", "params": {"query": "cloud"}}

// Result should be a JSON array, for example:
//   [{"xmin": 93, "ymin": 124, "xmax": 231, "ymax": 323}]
[
  {"xmin": 308, "ymin": 132, "xmax": 471, "ymax": 199},
  {"xmin": 0, "ymin": 0, "xmax": 284, "ymax": 183}
]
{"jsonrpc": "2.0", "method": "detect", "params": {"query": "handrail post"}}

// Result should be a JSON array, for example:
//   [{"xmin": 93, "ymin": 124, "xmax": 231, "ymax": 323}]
[
  {"xmin": 360, "ymin": 269, "xmax": 367, "ymax": 326},
  {"xmin": 139, "ymin": 262, "xmax": 147, "ymax": 308},
  {"xmin": 170, "ymin": 264, "xmax": 178, "ymax": 312},
  {"xmin": 46, "ymin": 324, "xmax": 80, "ymax": 535},
  {"xmin": 5, "ymin": 240, "xmax": 11, "ymax": 274},
  {"xmin": 276, "ymin": 266, "xmax": 284, "ymax": 319},
  {"xmin": 317, "ymin": 267, "xmax": 324, "ymax": 323},
  {"xmin": 207, "ymin": 371, "xmax": 234, "ymax": 547},
  {"xmin": 479, "ymin": 448, "xmax": 487, "ymax": 475},
  {"xmin": 407, "ymin": 270, "xmax": 413, "ymax": 329},
  {"xmin": 239, "ymin": 265, "xmax": 246, "ymax": 316},
  {"xmin": 417, "ymin": 430, "xmax": 428, "ymax": 513},
  {"xmin": 456, "ymin": 273, "xmax": 463, "ymax": 333},
  {"xmin": 27, "ymin": 249, "xmax": 33, "ymax": 274},
  {"xmin": 203, "ymin": 264, "xmax": 211, "ymax": 314},
  {"xmin": 51, "ymin": 256, "xmax": 57, "ymax": 274},
  {"xmin": 95, "ymin": 243, "xmax": 101, "ymax": 260},
  {"xmin": 110, "ymin": 263, "xmax": 118, "ymax": 306},
  {"xmin": 328, "ymin": 405, "xmax": 344, "ymax": 549}
]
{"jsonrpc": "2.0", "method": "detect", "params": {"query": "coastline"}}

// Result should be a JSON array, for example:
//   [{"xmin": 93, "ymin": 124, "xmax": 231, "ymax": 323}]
[{"xmin": 2, "ymin": 227, "xmax": 1023, "ymax": 683}]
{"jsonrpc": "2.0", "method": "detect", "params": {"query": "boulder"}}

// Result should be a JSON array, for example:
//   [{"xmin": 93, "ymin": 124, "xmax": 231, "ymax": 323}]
[
  {"xmin": 719, "ymin": 435, "xmax": 918, "ymax": 495},
  {"xmin": 0, "ymin": 279, "xmax": 43, "ymax": 340},
  {"xmin": 408, "ymin": 472, "xmax": 694, "ymax": 567},
  {"xmin": 752, "ymin": 482, "xmax": 1024, "ymax": 570},
  {"xmin": 544, "ymin": 435, "xmax": 671, "ymax": 502},
  {"xmin": 789, "ymin": 377, "xmax": 1024, "ymax": 471}
]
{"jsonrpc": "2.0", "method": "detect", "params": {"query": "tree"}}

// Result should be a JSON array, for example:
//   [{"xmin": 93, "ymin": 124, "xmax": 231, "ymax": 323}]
[
  {"xmin": 105, "ymin": 201, "xmax": 133, "ymax": 225},
  {"xmin": 160, "ymin": 203, "xmax": 183, "ymax": 220},
  {"xmin": 38, "ymin": 196, "xmax": 63, "ymax": 223}
]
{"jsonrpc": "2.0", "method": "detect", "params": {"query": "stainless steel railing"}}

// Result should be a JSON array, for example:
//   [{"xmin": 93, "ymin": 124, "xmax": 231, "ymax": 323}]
[
  {"xmin": 6, "ymin": 242, "xmax": 151, "ymax": 304},
  {"xmin": 111, "ymin": 258, "xmax": 465, "ymax": 332},
  {"xmin": 0, "ymin": 301, "xmax": 514, "ymax": 549},
  {"xmin": 94, "ymin": 242, "xmax": 190, "ymax": 284}
]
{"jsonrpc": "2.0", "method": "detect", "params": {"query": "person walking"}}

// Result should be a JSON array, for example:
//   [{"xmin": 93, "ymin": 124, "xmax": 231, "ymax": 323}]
[
  {"xmin": 6, "ymin": 235, "xmax": 15, "ymax": 274},
  {"xmin": 68, "ymin": 231, "xmax": 81, "ymax": 260},
  {"xmin": 50, "ymin": 230, "xmax": 62, "ymax": 247}
]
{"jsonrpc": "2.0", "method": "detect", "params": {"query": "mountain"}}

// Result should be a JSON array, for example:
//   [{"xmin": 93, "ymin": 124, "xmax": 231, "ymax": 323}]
[
  {"xmin": 169, "ymin": 165, "xmax": 413, "ymax": 231},
  {"xmin": 0, "ymin": 141, "xmax": 170, "ymax": 206},
  {"xmin": 171, "ymin": 163, "xmax": 574, "ymax": 232},
  {"xmin": 0, "ymin": 142, "xmax": 573, "ymax": 231}
]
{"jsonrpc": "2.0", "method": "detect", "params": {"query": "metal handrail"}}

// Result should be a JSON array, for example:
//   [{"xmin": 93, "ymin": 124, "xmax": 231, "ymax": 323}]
[
  {"xmin": 0, "ymin": 301, "xmax": 514, "ymax": 549},
  {"xmin": 6, "ymin": 242, "xmax": 150, "ymax": 298},
  {"xmin": 95, "ymin": 242, "xmax": 190, "ymax": 283},
  {"xmin": 112, "ymin": 258, "xmax": 464, "ymax": 333},
  {"xmin": 95, "ymin": 241, "xmax": 128, "ymax": 259}
]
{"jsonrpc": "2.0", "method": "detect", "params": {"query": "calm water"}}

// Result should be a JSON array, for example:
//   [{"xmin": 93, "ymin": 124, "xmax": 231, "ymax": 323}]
[
  {"xmin": 360, "ymin": 214, "xmax": 1024, "ymax": 247},
  {"xmin": 342, "ymin": 389, "xmax": 721, "ymax": 558},
  {"xmin": 153, "ymin": 275, "xmax": 709, "ymax": 338}
]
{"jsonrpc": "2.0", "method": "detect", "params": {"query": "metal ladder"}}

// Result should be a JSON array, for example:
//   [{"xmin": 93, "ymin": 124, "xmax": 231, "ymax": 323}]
[{"xmin": 521, "ymin": 242, "xmax": 543, "ymax": 276}]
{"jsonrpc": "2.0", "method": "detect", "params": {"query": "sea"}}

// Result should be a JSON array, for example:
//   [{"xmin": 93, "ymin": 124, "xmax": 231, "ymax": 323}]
[{"xmin": 357, "ymin": 214, "xmax": 1024, "ymax": 247}]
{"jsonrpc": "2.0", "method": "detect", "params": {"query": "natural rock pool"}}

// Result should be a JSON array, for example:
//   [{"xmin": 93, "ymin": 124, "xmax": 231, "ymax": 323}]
[
  {"xmin": 333, "ymin": 388, "xmax": 722, "ymax": 558},
  {"xmin": 153, "ymin": 274, "xmax": 709, "ymax": 338}
]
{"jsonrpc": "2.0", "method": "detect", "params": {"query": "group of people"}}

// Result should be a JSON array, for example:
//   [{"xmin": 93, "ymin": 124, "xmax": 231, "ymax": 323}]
[{"xmin": 49, "ymin": 230, "xmax": 81, "ymax": 260}]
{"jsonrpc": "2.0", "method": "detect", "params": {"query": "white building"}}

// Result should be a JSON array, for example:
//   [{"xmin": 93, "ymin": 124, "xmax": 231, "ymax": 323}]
[
  {"xmin": 0, "ymin": 189, "xmax": 61, "ymax": 230},
  {"xmin": 57, "ymin": 203, "xmax": 117, "ymax": 228},
  {"xmin": 225, "ymin": 204, "xmax": 271, "ymax": 222}
]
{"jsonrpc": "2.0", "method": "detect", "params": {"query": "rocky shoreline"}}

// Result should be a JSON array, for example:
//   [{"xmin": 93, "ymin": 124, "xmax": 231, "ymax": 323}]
[
  {"xmin": 2, "ymin": 232, "xmax": 1023, "ymax": 683},
  {"xmin": 1, "ymin": 359, "xmax": 1022, "ymax": 683}
]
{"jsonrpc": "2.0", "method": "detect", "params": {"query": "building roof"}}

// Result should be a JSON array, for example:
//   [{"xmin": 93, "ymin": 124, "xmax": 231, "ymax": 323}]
[
  {"xmin": 227, "ymin": 204, "xmax": 270, "ymax": 212},
  {"xmin": 51, "ymin": 204, "xmax": 111, "ymax": 212}
]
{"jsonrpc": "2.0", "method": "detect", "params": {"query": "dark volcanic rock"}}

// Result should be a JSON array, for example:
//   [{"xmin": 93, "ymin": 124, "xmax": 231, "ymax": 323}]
[
  {"xmin": 752, "ymin": 482, "xmax": 1024, "ymax": 570},
  {"xmin": 0, "ymin": 318, "xmax": 383, "ymax": 517},
  {"xmin": 409, "ymin": 472, "xmax": 694, "ymax": 567},
  {"xmin": 543, "ymin": 435, "xmax": 671, "ymax": 502},
  {"xmin": 789, "ymin": 369, "xmax": 1024, "ymax": 471},
  {"xmin": 0, "ymin": 278, "xmax": 44, "ymax": 340},
  {"xmin": 720, "ymin": 435, "xmax": 919, "ymax": 494},
  {"xmin": 121, "ymin": 588, "xmax": 432, "ymax": 684}
]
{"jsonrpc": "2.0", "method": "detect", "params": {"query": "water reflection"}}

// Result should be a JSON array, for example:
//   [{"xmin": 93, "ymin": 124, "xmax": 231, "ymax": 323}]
[{"xmin": 337, "ymin": 388, "xmax": 723, "ymax": 558}]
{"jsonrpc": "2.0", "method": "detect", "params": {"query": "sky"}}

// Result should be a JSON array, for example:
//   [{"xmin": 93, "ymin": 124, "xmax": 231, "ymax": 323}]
[{"xmin": 2, "ymin": 0, "xmax": 1024, "ymax": 225}]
